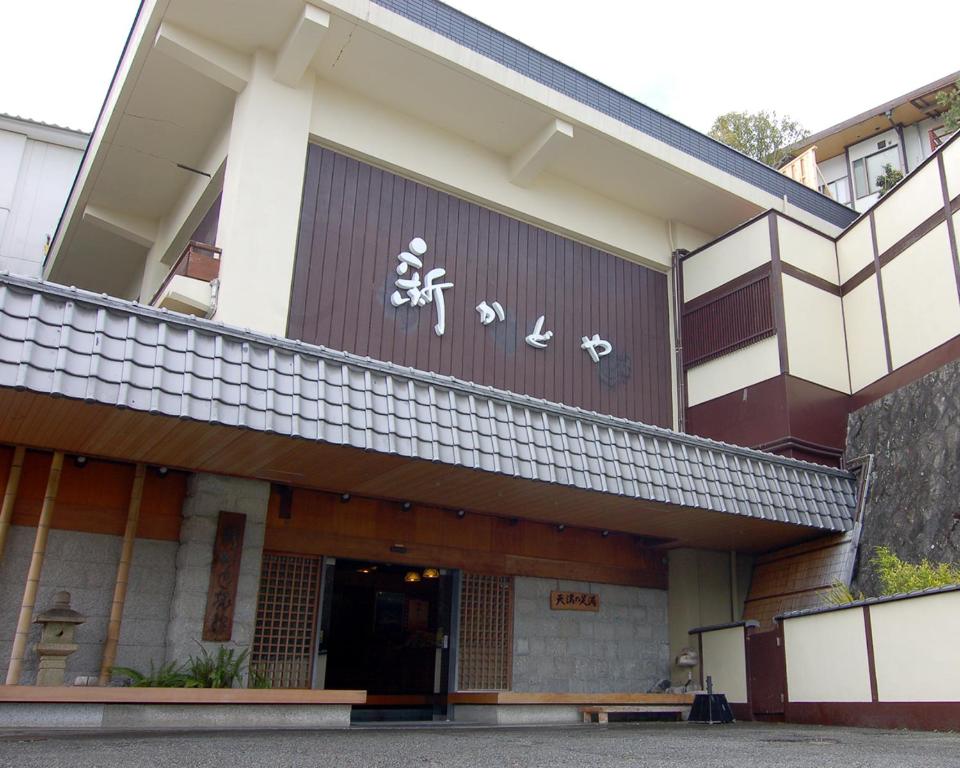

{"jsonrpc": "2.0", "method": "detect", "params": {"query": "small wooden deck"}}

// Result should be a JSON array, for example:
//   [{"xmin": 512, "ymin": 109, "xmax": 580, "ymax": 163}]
[
  {"xmin": 448, "ymin": 692, "xmax": 695, "ymax": 725},
  {"xmin": 0, "ymin": 686, "xmax": 366, "ymax": 705},
  {"xmin": 449, "ymin": 692, "xmax": 694, "ymax": 706}
]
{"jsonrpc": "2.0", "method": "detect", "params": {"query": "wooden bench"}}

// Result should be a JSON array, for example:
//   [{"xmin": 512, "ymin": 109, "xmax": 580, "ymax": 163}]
[
  {"xmin": 580, "ymin": 704, "xmax": 688, "ymax": 724},
  {"xmin": 449, "ymin": 692, "xmax": 694, "ymax": 725}
]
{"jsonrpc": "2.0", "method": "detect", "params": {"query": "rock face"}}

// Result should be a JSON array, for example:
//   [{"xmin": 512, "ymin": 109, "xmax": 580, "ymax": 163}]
[{"xmin": 846, "ymin": 361, "xmax": 960, "ymax": 596}]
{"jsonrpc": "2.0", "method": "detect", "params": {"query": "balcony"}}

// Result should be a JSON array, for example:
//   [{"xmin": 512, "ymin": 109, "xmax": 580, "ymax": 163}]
[{"xmin": 150, "ymin": 241, "xmax": 220, "ymax": 317}]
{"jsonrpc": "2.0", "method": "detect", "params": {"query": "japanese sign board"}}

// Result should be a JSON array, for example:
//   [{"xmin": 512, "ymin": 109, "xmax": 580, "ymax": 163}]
[
  {"xmin": 549, "ymin": 590, "xmax": 600, "ymax": 612},
  {"xmin": 202, "ymin": 511, "xmax": 247, "ymax": 642}
]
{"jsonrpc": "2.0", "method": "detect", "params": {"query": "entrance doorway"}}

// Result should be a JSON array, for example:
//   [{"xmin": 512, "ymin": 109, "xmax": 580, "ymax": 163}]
[{"xmin": 322, "ymin": 559, "xmax": 454, "ymax": 720}]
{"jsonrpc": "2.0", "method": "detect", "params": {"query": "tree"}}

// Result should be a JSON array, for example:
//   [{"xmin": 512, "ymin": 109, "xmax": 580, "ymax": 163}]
[
  {"xmin": 936, "ymin": 79, "xmax": 960, "ymax": 132},
  {"xmin": 876, "ymin": 163, "xmax": 904, "ymax": 197},
  {"xmin": 708, "ymin": 110, "xmax": 809, "ymax": 167}
]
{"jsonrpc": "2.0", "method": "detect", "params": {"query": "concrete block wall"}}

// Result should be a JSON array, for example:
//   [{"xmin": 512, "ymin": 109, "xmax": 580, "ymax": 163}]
[
  {"xmin": 0, "ymin": 526, "xmax": 177, "ymax": 684},
  {"xmin": 511, "ymin": 577, "xmax": 669, "ymax": 692},
  {"xmin": 164, "ymin": 473, "xmax": 270, "ymax": 664}
]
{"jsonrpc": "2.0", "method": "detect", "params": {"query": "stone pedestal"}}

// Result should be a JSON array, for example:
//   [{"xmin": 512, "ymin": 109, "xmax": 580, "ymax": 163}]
[{"xmin": 34, "ymin": 591, "xmax": 85, "ymax": 686}]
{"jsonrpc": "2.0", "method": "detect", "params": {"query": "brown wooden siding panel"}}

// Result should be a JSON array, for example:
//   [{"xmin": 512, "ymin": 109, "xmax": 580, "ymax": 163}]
[
  {"xmin": 682, "ymin": 275, "xmax": 775, "ymax": 367},
  {"xmin": 288, "ymin": 145, "xmax": 672, "ymax": 426}
]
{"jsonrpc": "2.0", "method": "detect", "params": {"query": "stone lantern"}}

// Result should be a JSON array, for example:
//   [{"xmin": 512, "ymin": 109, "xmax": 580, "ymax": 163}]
[{"xmin": 33, "ymin": 591, "xmax": 85, "ymax": 686}]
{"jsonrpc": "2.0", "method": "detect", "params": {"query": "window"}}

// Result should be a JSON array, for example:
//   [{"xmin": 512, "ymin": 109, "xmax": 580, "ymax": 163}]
[
  {"xmin": 852, "ymin": 146, "xmax": 901, "ymax": 199},
  {"xmin": 820, "ymin": 177, "xmax": 852, "ymax": 207}
]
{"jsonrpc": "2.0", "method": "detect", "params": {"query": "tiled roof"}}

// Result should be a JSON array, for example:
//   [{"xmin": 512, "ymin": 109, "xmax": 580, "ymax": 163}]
[
  {"xmin": 372, "ymin": 0, "xmax": 859, "ymax": 230},
  {"xmin": 0, "ymin": 274, "xmax": 857, "ymax": 530}
]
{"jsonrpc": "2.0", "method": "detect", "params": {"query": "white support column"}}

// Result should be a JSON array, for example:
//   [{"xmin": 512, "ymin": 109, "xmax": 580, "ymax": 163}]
[
  {"xmin": 509, "ymin": 118, "xmax": 574, "ymax": 187},
  {"xmin": 213, "ymin": 51, "xmax": 315, "ymax": 335}
]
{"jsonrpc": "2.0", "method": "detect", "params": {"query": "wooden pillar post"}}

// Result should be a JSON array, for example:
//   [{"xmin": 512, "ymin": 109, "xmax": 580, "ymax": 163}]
[
  {"xmin": 98, "ymin": 463, "xmax": 146, "ymax": 684},
  {"xmin": 6, "ymin": 451, "xmax": 64, "ymax": 685},
  {"xmin": 0, "ymin": 446, "xmax": 27, "ymax": 562}
]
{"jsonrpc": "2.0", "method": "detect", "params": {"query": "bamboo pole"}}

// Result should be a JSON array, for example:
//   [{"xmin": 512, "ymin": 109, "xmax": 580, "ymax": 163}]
[
  {"xmin": 6, "ymin": 451, "xmax": 63, "ymax": 685},
  {"xmin": 98, "ymin": 463, "xmax": 146, "ymax": 684},
  {"xmin": 0, "ymin": 446, "xmax": 27, "ymax": 562}
]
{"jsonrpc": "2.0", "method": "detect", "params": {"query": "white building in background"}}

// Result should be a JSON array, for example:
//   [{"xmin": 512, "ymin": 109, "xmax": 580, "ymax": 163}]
[
  {"xmin": 781, "ymin": 71, "xmax": 959, "ymax": 213},
  {"xmin": 0, "ymin": 114, "xmax": 87, "ymax": 276}
]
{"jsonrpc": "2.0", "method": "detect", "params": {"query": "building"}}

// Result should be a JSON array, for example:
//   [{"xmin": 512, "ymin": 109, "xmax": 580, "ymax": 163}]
[
  {"xmin": 780, "ymin": 71, "xmax": 958, "ymax": 212},
  {"xmin": 0, "ymin": 114, "xmax": 87, "ymax": 277},
  {"xmin": 0, "ymin": 0, "xmax": 957, "ymax": 726}
]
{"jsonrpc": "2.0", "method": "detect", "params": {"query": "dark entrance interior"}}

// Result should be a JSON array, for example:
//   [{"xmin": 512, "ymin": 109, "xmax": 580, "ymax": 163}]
[{"xmin": 323, "ymin": 559, "xmax": 452, "ymax": 721}]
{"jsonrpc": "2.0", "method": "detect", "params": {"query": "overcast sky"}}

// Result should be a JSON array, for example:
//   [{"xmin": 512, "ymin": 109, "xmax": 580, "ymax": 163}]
[{"xmin": 1, "ymin": 0, "xmax": 957, "ymax": 135}]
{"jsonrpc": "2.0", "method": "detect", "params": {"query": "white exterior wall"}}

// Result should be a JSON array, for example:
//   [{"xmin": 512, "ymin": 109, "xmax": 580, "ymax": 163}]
[
  {"xmin": 699, "ymin": 626, "xmax": 748, "ymax": 704},
  {"xmin": 881, "ymin": 223, "xmax": 960, "ymax": 369},
  {"xmin": 818, "ymin": 154, "xmax": 849, "ymax": 186},
  {"xmin": 872, "ymin": 161, "xmax": 943, "ymax": 253},
  {"xmin": 869, "ymin": 591, "xmax": 960, "ymax": 702},
  {"xmin": 783, "ymin": 609, "xmax": 872, "ymax": 703},
  {"xmin": 777, "ymin": 217, "xmax": 839, "ymax": 284},
  {"xmin": 944, "ymin": 139, "xmax": 960, "ymax": 199},
  {"xmin": 783, "ymin": 276, "xmax": 849, "ymax": 393},
  {"xmin": 836, "ymin": 218, "xmax": 873, "ymax": 284},
  {"xmin": 682, "ymin": 218, "xmax": 771, "ymax": 301},
  {"xmin": 848, "ymin": 128, "xmax": 901, "ymax": 212},
  {"xmin": 0, "ymin": 120, "xmax": 84, "ymax": 277},
  {"xmin": 842, "ymin": 277, "xmax": 888, "ymax": 392},
  {"xmin": 686, "ymin": 337, "xmax": 781, "ymax": 407}
]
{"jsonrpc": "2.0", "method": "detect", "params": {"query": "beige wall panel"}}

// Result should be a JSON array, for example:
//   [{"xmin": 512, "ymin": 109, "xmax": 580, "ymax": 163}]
[
  {"xmin": 784, "ymin": 610, "xmax": 872, "ymax": 703},
  {"xmin": 685, "ymin": 337, "xmax": 781, "ymax": 407},
  {"xmin": 783, "ymin": 276, "xmax": 849, "ymax": 393},
  {"xmin": 777, "ymin": 218, "xmax": 839, "ymax": 284},
  {"xmin": 700, "ymin": 627, "xmax": 748, "ymax": 703},
  {"xmin": 682, "ymin": 219, "xmax": 771, "ymax": 302},
  {"xmin": 944, "ymin": 140, "xmax": 960, "ymax": 200},
  {"xmin": 843, "ymin": 278, "xmax": 888, "ymax": 393},
  {"xmin": 309, "ymin": 80, "xmax": 672, "ymax": 272},
  {"xmin": 873, "ymin": 163, "xmax": 943, "ymax": 254},
  {"xmin": 668, "ymin": 549, "xmax": 747, "ymax": 684},
  {"xmin": 882, "ymin": 224, "xmax": 960, "ymax": 370},
  {"xmin": 870, "ymin": 592, "xmax": 960, "ymax": 702},
  {"xmin": 836, "ymin": 219, "xmax": 873, "ymax": 285}
]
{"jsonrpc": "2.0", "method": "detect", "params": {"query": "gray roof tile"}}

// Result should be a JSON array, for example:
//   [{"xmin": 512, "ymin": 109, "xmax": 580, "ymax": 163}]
[{"xmin": 0, "ymin": 274, "xmax": 857, "ymax": 531}]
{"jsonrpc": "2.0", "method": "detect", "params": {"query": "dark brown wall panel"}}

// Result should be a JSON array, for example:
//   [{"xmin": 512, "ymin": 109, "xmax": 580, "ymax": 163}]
[
  {"xmin": 682, "ymin": 271, "xmax": 774, "ymax": 367},
  {"xmin": 288, "ymin": 145, "xmax": 672, "ymax": 426}
]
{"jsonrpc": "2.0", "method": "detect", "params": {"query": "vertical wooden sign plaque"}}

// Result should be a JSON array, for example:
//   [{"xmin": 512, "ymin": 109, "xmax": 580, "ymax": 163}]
[{"xmin": 202, "ymin": 511, "xmax": 246, "ymax": 642}]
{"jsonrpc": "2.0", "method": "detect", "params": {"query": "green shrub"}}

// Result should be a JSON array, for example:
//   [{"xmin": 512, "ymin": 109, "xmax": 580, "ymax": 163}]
[
  {"xmin": 871, "ymin": 546, "xmax": 960, "ymax": 594},
  {"xmin": 113, "ymin": 645, "xmax": 270, "ymax": 688},
  {"xmin": 112, "ymin": 660, "xmax": 189, "ymax": 687},
  {"xmin": 183, "ymin": 645, "xmax": 249, "ymax": 689}
]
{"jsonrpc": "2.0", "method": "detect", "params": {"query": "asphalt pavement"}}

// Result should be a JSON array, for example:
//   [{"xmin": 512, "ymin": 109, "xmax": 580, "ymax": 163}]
[{"xmin": 1, "ymin": 721, "xmax": 958, "ymax": 768}]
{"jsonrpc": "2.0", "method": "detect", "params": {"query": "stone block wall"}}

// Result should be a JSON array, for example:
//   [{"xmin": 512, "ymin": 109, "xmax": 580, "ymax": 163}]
[
  {"xmin": 0, "ymin": 526, "xmax": 177, "ymax": 684},
  {"xmin": 511, "ymin": 577, "xmax": 669, "ymax": 692},
  {"xmin": 846, "ymin": 360, "xmax": 960, "ymax": 595},
  {"xmin": 164, "ymin": 473, "xmax": 270, "ymax": 664}
]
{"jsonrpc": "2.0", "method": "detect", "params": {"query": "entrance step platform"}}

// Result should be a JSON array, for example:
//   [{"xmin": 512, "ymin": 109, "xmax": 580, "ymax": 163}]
[
  {"xmin": 449, "ymin": 692, "xmax": 695, "ymax": 725},
  {"xmin": 0, "ymin": 686, "xmax": 366, "ymax": 729}
]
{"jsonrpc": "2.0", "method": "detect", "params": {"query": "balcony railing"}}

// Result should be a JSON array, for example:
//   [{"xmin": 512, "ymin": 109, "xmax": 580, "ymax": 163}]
[{"xmin": 149, "ymin": 241, "xmax": 221, "ymax": 316}]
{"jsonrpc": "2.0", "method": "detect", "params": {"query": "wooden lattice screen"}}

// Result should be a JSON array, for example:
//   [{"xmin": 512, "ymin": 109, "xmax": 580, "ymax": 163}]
[
  {"xmin": 251, "ymin": 552, "xmax": 322, "ymax": 688},
  {"xmin": 457, "ymin": 573, "xmax": 513, "ymax": 691}
]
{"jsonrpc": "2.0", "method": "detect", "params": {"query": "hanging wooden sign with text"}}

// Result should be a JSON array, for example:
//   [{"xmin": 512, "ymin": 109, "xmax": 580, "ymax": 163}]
[
  {"xmin": 202, "ymin": 511, "xmax": 247, "ymax": 641},
  {"xmin": 550, "ymin": 590, "xmax": 600, "ymax": 612}
]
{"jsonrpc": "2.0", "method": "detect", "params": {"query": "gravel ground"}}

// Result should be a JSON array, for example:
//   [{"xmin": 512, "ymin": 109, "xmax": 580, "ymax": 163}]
[{"xmin": 1, "ymin": 722, "xmax": 958, "ymax": 768}]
